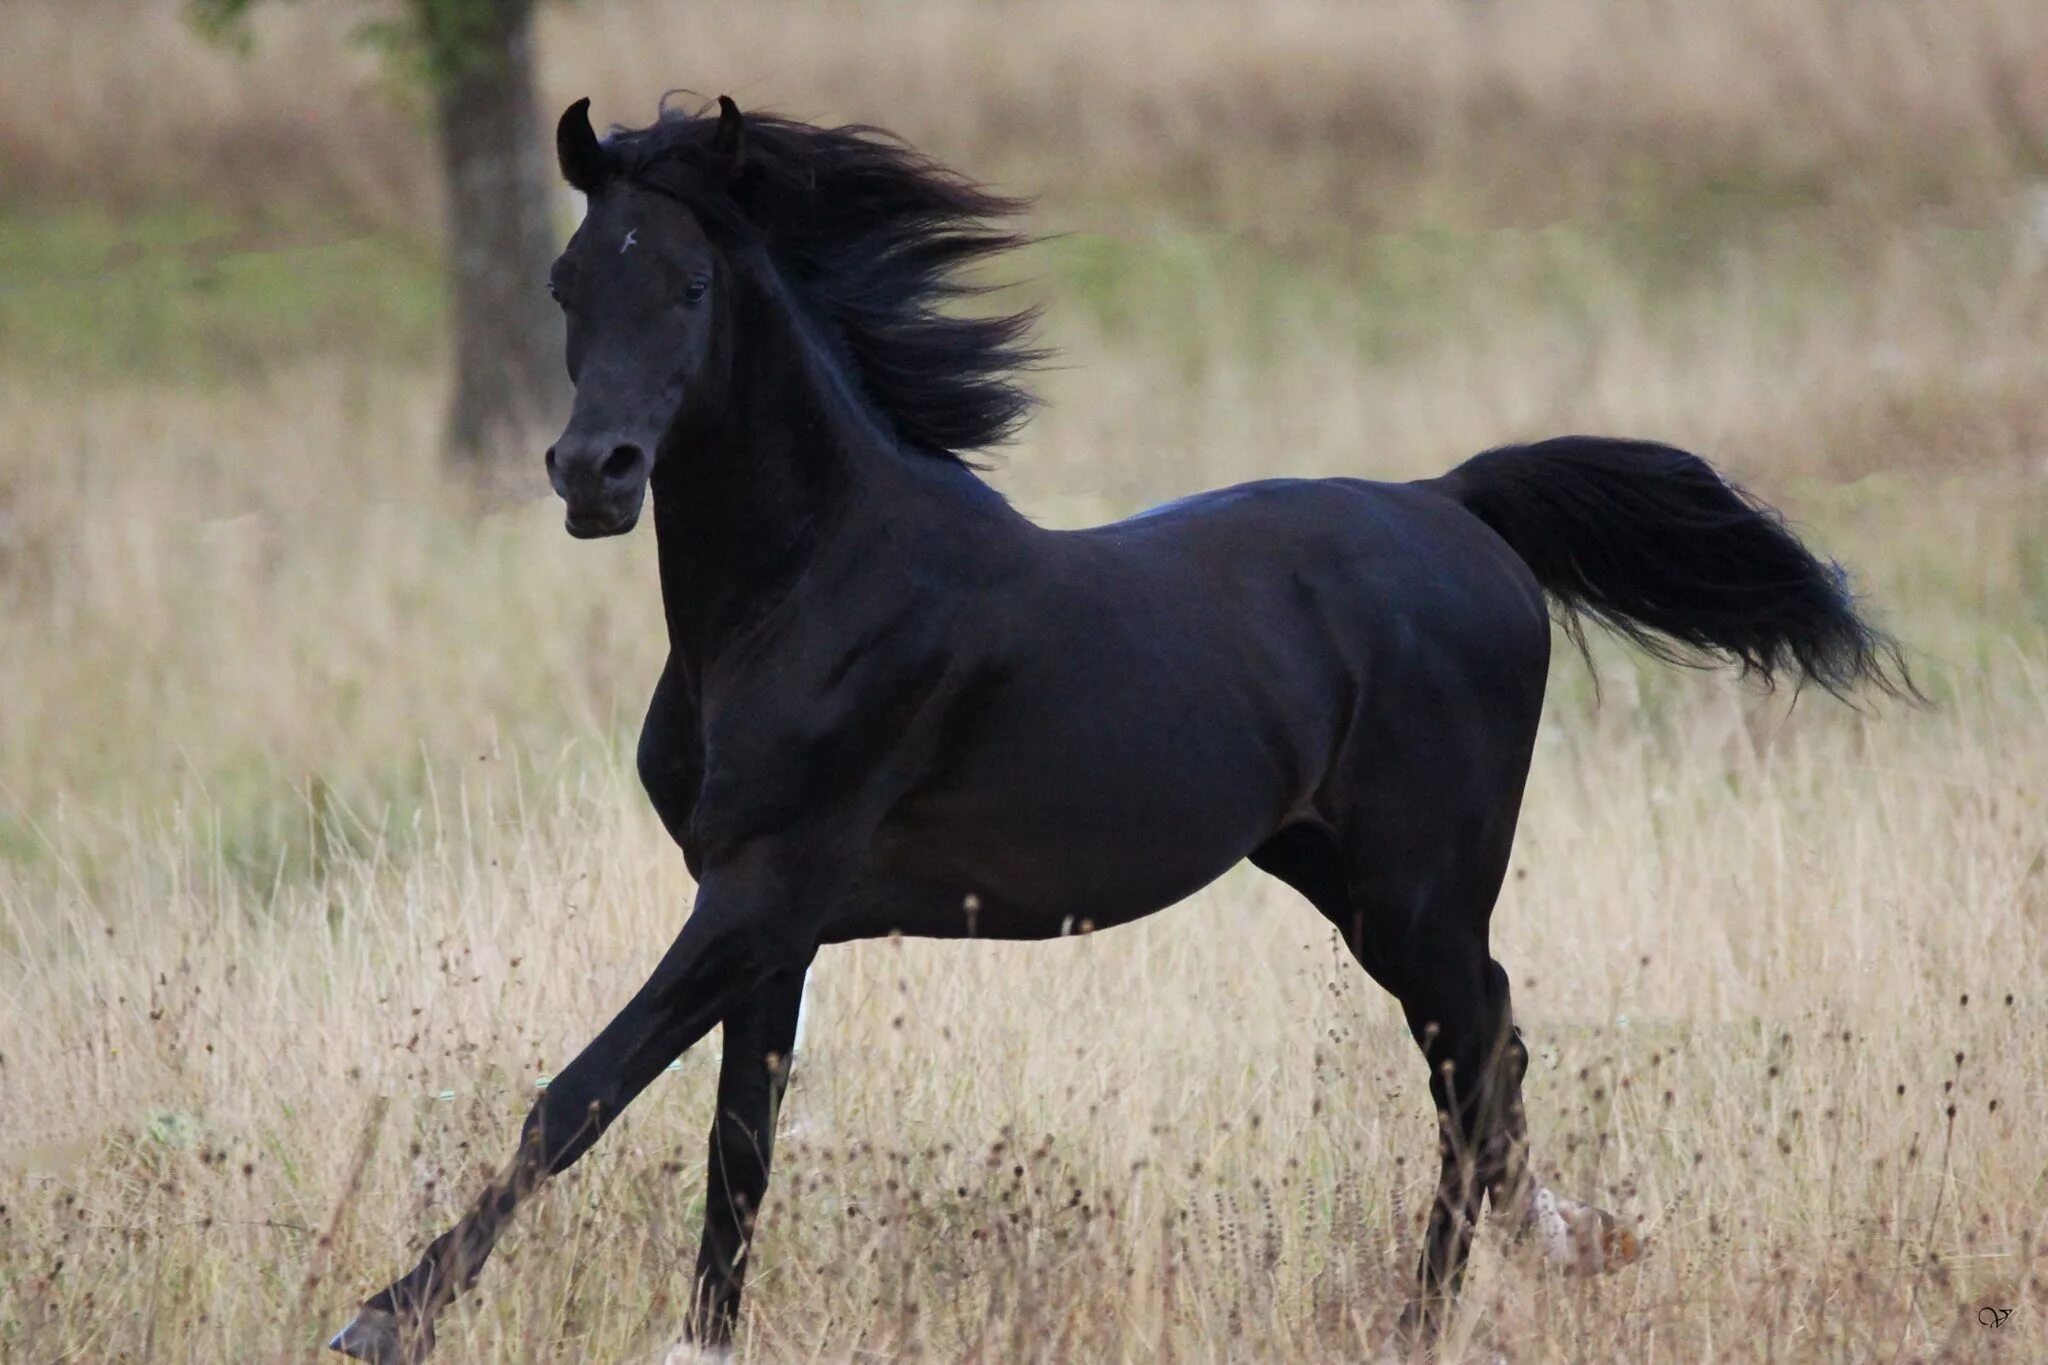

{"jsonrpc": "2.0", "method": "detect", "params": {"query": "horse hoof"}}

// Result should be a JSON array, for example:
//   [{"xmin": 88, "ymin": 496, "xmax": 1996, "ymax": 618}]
[
  {"xmin": 328, "ymin": 1306, "xmax": 430, "ymax": 1364},
  {"xmin": 1529, "ymin": 1185, "xmax": 1644, "ymax": 1274}
]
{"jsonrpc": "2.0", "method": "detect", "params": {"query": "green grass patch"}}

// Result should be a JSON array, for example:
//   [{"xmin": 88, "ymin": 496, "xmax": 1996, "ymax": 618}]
[
  {"xmin": 1035, "ymin": 205, "xmax": 2030, "ymax": 376},
  {"xmin": 0, "ymin": 202, "xmax": 442, "ymax": 380},
  {"xmin": 8, "ymin": 191, "xmax": 2028, "ymax": 390}
]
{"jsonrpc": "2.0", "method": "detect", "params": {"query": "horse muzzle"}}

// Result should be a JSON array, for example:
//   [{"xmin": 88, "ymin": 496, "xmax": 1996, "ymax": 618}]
[{"xmin": 546, "ymin": 439, "xmax": 650, "ymax": 538}]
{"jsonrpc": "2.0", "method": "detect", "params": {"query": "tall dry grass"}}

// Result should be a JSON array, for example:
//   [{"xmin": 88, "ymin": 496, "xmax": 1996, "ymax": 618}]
[
  {"xmin": 4, "ymin": 1, "xmax": 2048, "ymax": 1362},
  {"xmin": 2, "ymin": 665, "xmax": 2044, "ymax": 1362}
]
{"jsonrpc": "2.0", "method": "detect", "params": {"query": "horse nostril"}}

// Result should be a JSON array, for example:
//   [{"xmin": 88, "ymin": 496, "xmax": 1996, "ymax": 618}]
[
  {"xmin": 544, "ymin": 446, "xmax": 559, "ymax": 474},
  {"xmin": 602, "ymin": 445, "xmax": 643, "ymax": 482}
]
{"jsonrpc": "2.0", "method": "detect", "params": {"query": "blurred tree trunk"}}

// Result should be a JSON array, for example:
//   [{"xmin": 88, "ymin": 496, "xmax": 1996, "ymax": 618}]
[{"xmin": 431, "ymin": 0, "xmax": 565, "ymax": 489}]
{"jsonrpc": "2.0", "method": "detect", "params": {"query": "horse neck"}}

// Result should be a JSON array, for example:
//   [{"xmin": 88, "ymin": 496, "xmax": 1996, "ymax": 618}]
[{"xmin": 649, "ymin": 250, "xmax": 893, "ymax": 665}]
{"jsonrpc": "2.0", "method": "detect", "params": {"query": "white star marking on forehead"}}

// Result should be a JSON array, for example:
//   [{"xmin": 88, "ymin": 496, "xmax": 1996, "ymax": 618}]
[{"xmin": 620, "ymin": 228, "xmax": 639, "ymax": 254}]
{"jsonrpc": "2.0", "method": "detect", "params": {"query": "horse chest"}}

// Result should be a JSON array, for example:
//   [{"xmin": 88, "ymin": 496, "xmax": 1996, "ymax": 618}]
[{"xmin": 636, "ymin": 695, "xmax": 706, "ymax": 869}]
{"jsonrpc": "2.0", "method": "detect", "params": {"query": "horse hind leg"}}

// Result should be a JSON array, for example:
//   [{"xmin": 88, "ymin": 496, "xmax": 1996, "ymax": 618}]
[
  {"xmin": 1253, "ymin": 820, "xmax": 1530, "ymax": 1242},
  {"xmin": 1331, "ymin": 864, "xmax": 1527, "ymax": 1320},
  {"xmin": 1383, "ymin": 924, "xmax": 1531, "ymax": 1318},
  {"xmin": 1251, "ymin": 813, "xmax": 1639, "ymax": 1338}
]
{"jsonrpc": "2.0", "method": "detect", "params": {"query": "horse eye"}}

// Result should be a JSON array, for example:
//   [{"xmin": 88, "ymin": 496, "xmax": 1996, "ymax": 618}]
[{"xmin": 683, "ymin": 278, "xmax": 709, "ymax": 304}]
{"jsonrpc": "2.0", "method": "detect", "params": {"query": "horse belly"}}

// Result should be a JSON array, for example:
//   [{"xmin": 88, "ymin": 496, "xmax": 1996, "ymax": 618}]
[{"xmin": 848, "ymin": 696, "xmax": 1299, "ymax": 941}]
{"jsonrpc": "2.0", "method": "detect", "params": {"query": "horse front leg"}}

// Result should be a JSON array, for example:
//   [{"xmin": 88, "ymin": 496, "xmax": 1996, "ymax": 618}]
[
  {"xmin": 679, "ymin": 965, "xmax": 808, "ymax": 1356},
  {"xmin": 328, "ymin": 868, "xmax": 819, "ymax": 1364}
]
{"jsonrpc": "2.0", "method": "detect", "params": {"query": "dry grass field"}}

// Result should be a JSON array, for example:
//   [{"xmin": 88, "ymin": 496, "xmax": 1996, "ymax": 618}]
[{"xmin": 4, "ymin": 2, "xmax": 2048, "ymax": 1362}]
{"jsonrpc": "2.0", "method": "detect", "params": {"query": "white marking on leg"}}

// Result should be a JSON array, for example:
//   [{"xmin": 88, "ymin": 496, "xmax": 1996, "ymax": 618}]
[{"xmin": 791, "ymin": 972, "xmax": 811, "ymax": 1055}]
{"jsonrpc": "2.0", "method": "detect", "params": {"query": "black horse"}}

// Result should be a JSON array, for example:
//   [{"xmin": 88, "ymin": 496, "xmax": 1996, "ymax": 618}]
[{"xmin": 331, "ymin": 96, "xmax": 1909, "ymax": 1362}]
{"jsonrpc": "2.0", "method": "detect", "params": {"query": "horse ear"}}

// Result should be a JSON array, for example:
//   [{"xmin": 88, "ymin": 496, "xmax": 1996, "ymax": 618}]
[
  {"xmin": 557, "ymin": 97, "xmax": 607, "ymax": 193},
  {"xmin": 711, "ymin": 95, "xmax": 745, "ymax": 179}
]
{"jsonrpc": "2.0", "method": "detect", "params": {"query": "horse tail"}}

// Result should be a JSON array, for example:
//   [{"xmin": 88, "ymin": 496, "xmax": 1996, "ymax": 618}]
[{"xmin": 1434, "ymin": 436, "xmax": 1917, "ymax": 700}]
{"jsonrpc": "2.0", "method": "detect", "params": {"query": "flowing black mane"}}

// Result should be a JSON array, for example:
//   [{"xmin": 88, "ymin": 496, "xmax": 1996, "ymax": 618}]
[{"xmin": 593, "ymin": 103, "xmax": 1043, "ymax": 462}]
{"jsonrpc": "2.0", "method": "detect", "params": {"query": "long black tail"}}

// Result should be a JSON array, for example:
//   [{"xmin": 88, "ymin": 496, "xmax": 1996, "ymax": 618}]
[{"xmin": 1436, "ymin": 436, "xmax": 1915, "ymax": 700}]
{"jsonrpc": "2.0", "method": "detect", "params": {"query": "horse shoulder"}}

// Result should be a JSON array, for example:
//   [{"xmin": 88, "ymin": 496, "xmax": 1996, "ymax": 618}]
[{"xmin": 691, "ymin": 593, "xmax": 964, "ymax": 862}]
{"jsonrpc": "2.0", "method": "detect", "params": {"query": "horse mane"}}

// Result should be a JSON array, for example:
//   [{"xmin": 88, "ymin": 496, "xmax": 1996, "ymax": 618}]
[{"xmin": 597, "ymin": 100, "xmax": 1044, "ymax": 463}]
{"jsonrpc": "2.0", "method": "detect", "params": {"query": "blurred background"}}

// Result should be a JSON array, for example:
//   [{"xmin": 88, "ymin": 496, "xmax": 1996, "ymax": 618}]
[
  {"xmin": 3, "ymin": 0, "xmax": 2047, "ymax": 839},
  {"xmin": 4, "ymin": 2, "xmax": 2047, "ymax": 1361}
]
